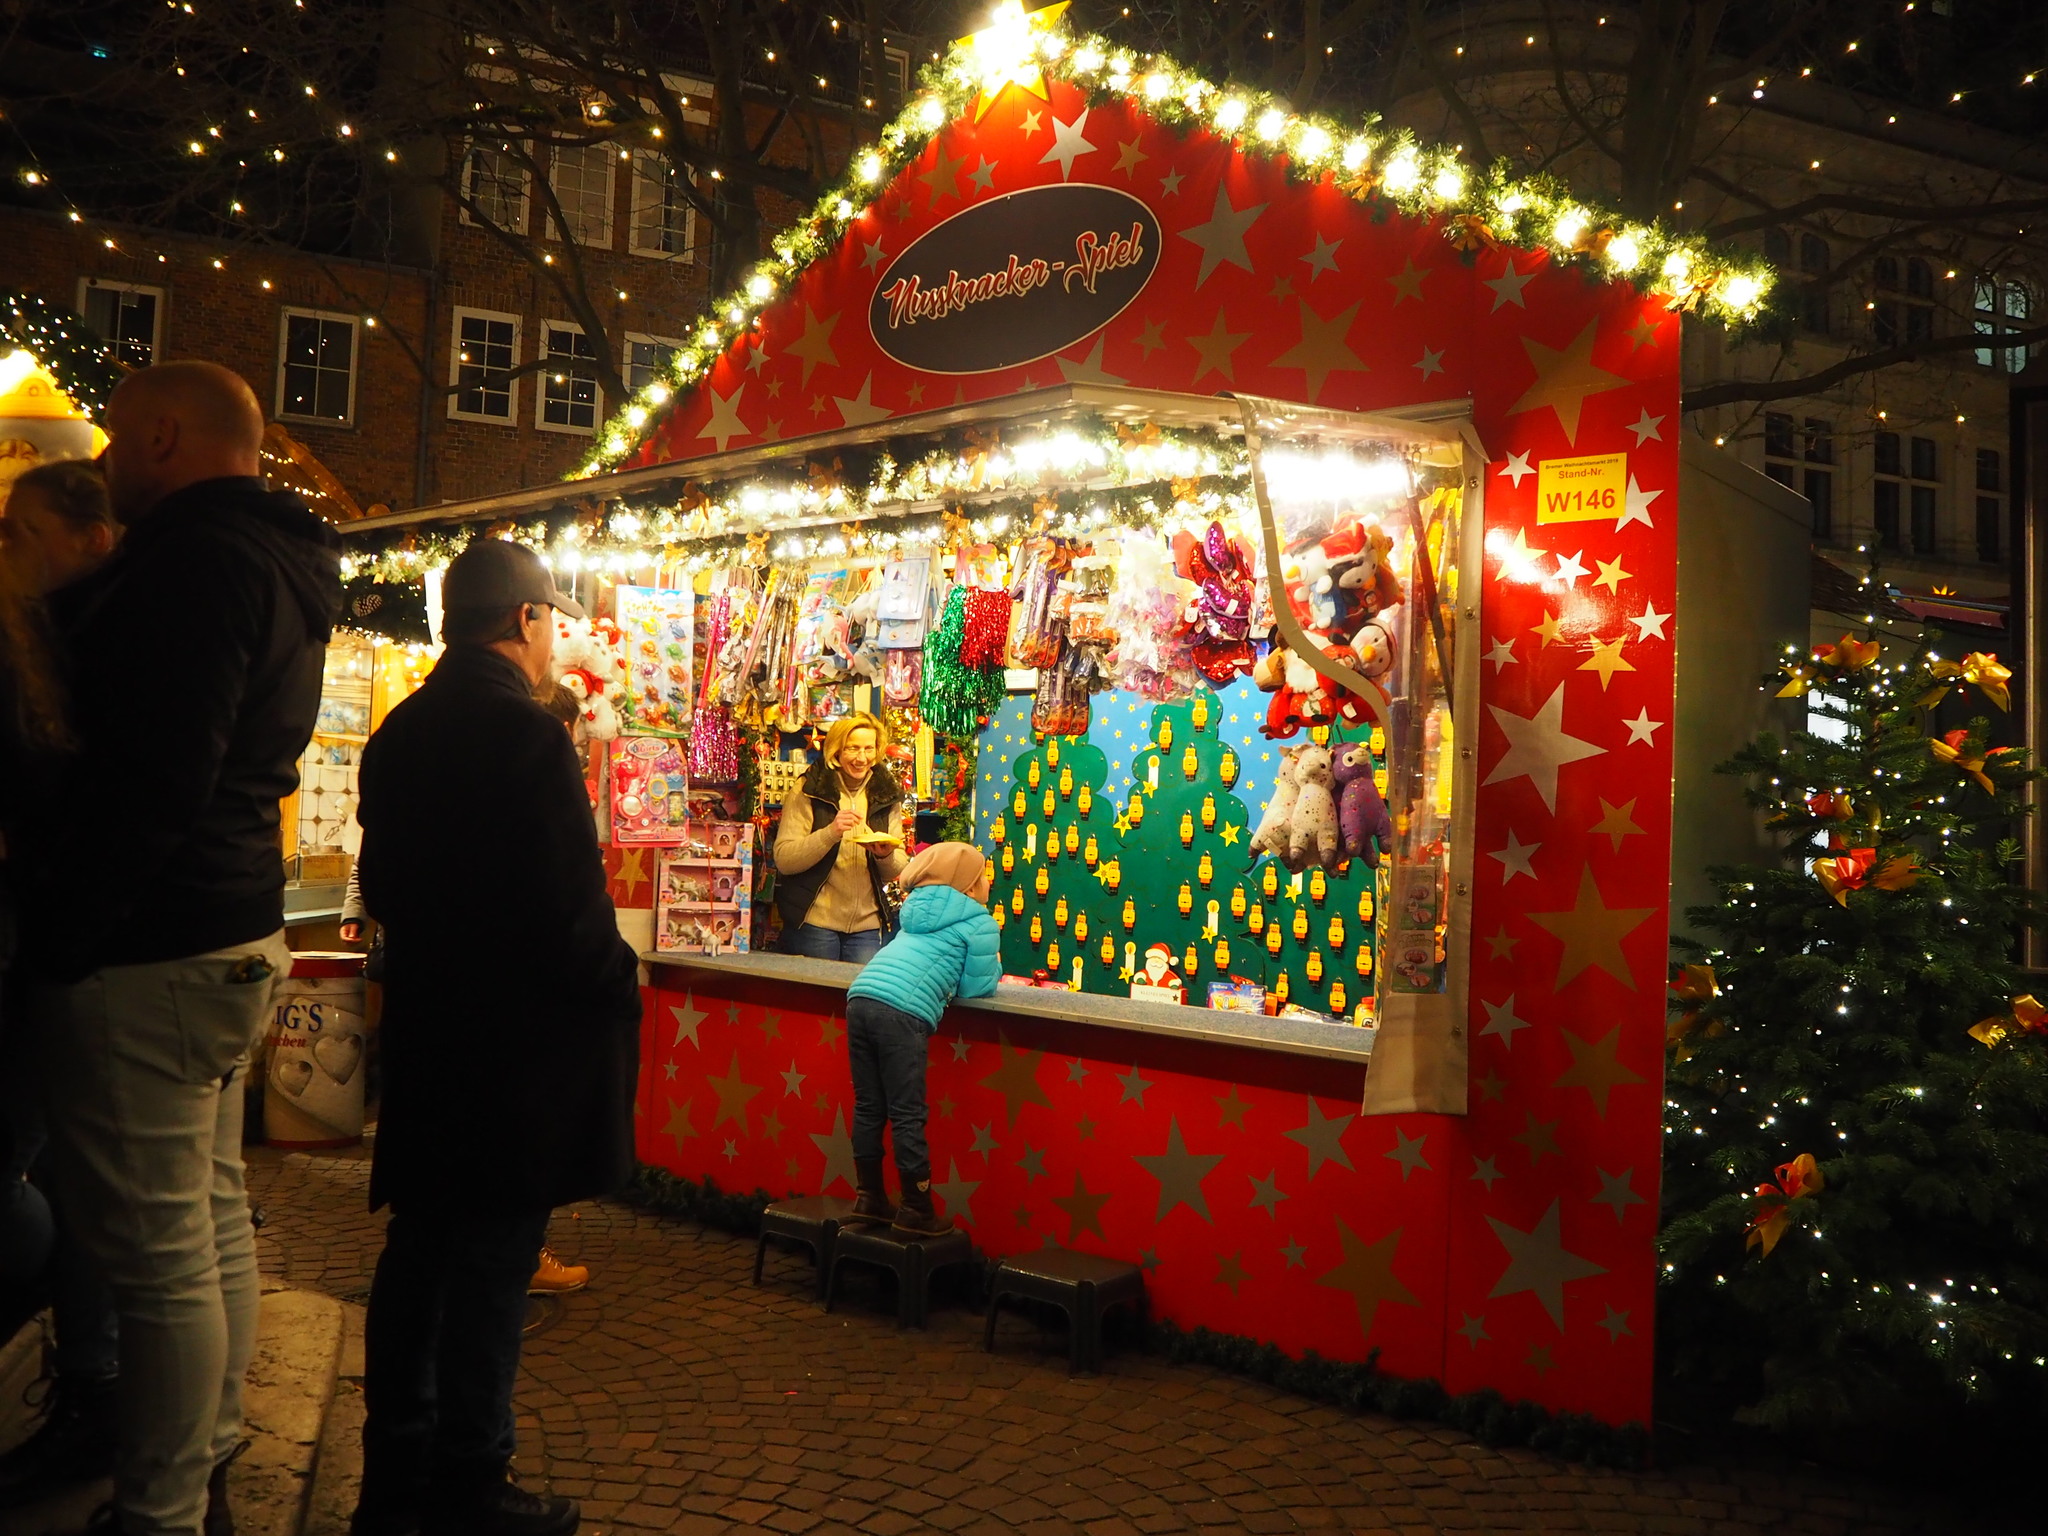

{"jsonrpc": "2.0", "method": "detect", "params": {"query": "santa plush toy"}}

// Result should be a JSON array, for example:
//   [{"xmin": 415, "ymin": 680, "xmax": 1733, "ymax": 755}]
[{"xmin": 552, "ymin": 614, "xmax": 630, "ymax": 740}]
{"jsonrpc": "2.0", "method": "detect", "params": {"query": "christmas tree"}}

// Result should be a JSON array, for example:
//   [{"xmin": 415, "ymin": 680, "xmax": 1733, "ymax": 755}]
[
  {"xmin": 1659, "ymin": 637, "xmax": 2048, "ymax": 1431},
  {"xmin": 990, "ymin": 731, "xmax": 1120, "ymax": 990}
]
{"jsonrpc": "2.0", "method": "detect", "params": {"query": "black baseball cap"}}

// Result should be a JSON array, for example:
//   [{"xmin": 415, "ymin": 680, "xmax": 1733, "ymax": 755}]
[{"xmin": 442, "ymin": 537, "xmax": 585, "ymax": 619}]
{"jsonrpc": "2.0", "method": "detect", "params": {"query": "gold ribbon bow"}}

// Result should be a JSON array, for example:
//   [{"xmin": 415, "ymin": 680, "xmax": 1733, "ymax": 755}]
[
  {"xmin": 1922, "ymin": 652, "xmax": 2012, "ymax": 712},
  {"xmin": 1814, "ymin": 848, "xmax": 1919, "ymax": 905},
  {"xmin": 1169, "ymin": 476, "xmax": 1202, "ymax": 509},
  {"xmin": 1115, "ymin": 421, "xmax": 1162, "ymax": 448},
  {"xmin": 1029, "ymin": 494, "xmax": 1059, "ymax": 535},
  {"xmin": 939, "ymin": 508, "xmax": 972, "ymax": 551},
  {"xmin": 1449, "ymin": 214, "xmax": 1498, "ymax": 252},
  {"xmin": 1779, "ymin": 635, "xmax": 1880, "ymax": 696},
  {"xmin": 1337, "ymin": 167, "xmax": 1381, "ymax": 200},
  {"xmin": 742, "ymin": 532, "xmax": 768, "ymax": 563},
  {"xmin": 1969, "ymin": 994, "xmax": 2048, "ymax": 1048},
  {"xmin": 1667, "ymin": 963, "xmax": 1720, "ymax": 1062},
  {"xmin": 1746, "ymin": 1154, "xmax": 1823, "ymax": 1258},
  {"xmin": 1930, "ymin": 730, "xmax": 1995, "ymax": 793},
  {"xmin": 807, "ymin": 455, "xmax": 845, "ymax": 495}
]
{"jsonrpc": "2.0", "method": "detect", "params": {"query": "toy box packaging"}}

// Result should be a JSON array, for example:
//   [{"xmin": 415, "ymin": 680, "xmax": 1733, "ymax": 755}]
[{"xmin": 654, "ymin": 822, "xmax": 755, "ymax": 956}]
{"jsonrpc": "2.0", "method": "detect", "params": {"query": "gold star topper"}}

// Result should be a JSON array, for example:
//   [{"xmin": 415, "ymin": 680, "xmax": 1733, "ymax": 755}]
[{"xmin": 959, "ymin": 2, "xmax": 1071, "ymax": 121}]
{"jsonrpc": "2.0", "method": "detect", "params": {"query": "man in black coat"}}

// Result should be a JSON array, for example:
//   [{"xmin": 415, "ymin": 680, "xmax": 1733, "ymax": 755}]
[
  {"xmin": 24, "ymin": 361, "xmax": 341, "ymax": 1536},
  {"xmin": 351, "ymin": 538, "xmax": 639, "ymax": 1536}
]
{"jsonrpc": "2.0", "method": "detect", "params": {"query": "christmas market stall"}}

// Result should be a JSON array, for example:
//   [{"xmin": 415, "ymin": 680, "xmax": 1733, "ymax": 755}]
[{"xmin": 337, "ymin": 4, "xmax": 1786, "ymax": 1437}]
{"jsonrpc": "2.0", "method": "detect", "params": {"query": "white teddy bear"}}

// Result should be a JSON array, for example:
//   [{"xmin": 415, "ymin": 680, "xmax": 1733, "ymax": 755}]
[
  {"xmin": 1250, "ymin": 745, "xmax": 1301, "ymax": 861},
  {"xmin": 553, "ymin": 614, "xmax": 630, "ymax": 740},
  {"xmin": 1286, "ymin": 743, "xmax": 1341, "ymax": 871}
]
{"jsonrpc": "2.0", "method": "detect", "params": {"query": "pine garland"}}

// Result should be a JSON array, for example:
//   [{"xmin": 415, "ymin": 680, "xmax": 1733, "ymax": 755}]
[
  {"xmin": 619, "ymin": 1161, "xmax": 1650, "ymax": 1468},
  {"xmin": 2, "ymin": 289, "xmax": 124, "ymax": 413}
]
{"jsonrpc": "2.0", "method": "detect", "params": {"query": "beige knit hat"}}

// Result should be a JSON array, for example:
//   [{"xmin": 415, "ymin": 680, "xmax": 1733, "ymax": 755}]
[{"xmin": 900, "ymin": 841, "xmax": 989, "ymax": 897}]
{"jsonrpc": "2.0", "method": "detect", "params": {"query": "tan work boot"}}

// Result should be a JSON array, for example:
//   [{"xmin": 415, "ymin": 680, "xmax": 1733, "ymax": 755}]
[{"xmin": 527, "ymin": 1248, "xmax": 589, "ymax": 1295}]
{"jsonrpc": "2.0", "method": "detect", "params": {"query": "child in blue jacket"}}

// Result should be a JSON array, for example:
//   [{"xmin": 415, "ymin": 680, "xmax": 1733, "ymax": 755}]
[{"xmin": 844, "ymin": 842, "xmax": 1000, "ymax": 1234}]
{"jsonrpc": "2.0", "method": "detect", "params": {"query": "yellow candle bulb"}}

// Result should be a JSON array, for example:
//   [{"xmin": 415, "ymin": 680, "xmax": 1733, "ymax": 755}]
[
  {"xmin": 1309, "ymin": 868, "xmax": 1327, "ymax": 905},
  {"xmin": 1328, "ymin": 980, "xmax": 1346, "ymax": 1014},
  {"xmin": 1059, "ymin": 766, "xmax": 1074, "ymax": 799},
  {"xmin": 1274, "ymin": 970, "xmax": 1290, "ymax": 1002},
  {"xmin": 1029, "ymin": 915, "xmax": 1043, "ymax": 945},
  {"xmin": 1182, "ymin": 743, "xmax": 1198, "ymax": 780},
  {"xmin": 1054, "ymin": 897, "xmax": 1069, "ymax": 929},
  {"xmin": 1077, "ymin": 783, "xmax": 1093, "ymax": 817},
  {"xmin": 1201, "ymin": 793, "xmax": 1217, "ymax": 830},
  {"xmin": 1306, "ymin": 950, "xmax": 1325, "ymax": 985},
  {"xmin": 1105, "ymin": 860, "xmax": 1121, "ymax": 892},
  {"xmin": 1121, "ymin": 897, "xmax": 1136, "ymax": 930},
  {"xmin": 1046, "ymin": 738, "xmax": 1060, "ymax": 767},
  {"xmin": 1230, "ymin": 886, "xmax": 1247, "ymax": 921},
  {"xmin": 1328, "ymin": 915, "xmax": 1346, "ymax": 950},
  {"xmin": 1010, "ymin": 887, "xmax": 1024, "ymax": 915},
  {"xmin": 1177, "ymin": 882, "xmax": 1193, "ymax": 916},
  {"xmin": 1043, "ymin": 788, "xmax": 1057, "ymax": 820},
  {"xmin": 1183, "ymin": 942, "xmax": 1199, "ymax": 976},
  {"xmin": 1358, "ymin": 889, "xmax": 1375, "ymax": 922},
  {"xmin": 1354, "ymin": 944, "xmax": 1372, "ymax": 977},
  {"xmin": 1012, "ymin": 789, "xmax": 1027, "ymax": 818},
  {"xmin": 1220, "ymin": 749, "xmax": 1239, "ymax": 787},
  {"xmin": 1179, "ymin": 810, "xmax": 1195, "ymax": 847},
  {"xmin": 1266, "ymin": 924, "xmax": 1284, "ymax": 956},
  {"xmin": 1034, "ymin": 866, "xmax": 1050, "ymax": 898},
  {"xmin": 1065, "ymin": 822, "xmax": 1079, "ymax": 855},
  {"xmin": 1100, "ymin": 933, "xmax": 1115, "ymax": 965},
  {"xmin": 990, "ymin": 817, "xmax": 1005, "ymax": 844},
  {"xmin": 1262, "ymin": 863, "xmax": 1278, "ymax": 900},
  {"xmin": 1047, "ymin": 939, "xmax": 1061, "ymax": 971},
  {"xmin": 1191, "ymin": 695, "xmax": 1209, "ymax": 730},
  {"xmin": 1158, "ymin": 718, "xmax": 1173, "ymax": 752},
  {"xmin": 1074, "ymin": 911, "xmax": 1089, "ymax": 944},
  {"xmin": 991, "ymin": 904, "xmax": 1005, "ymax": 929},
  {"xmin": 1310, "ymin": 724, "xmax": 1330, "ymax": 746},
  {"xmin": 1002, "ymin": 843, "xmax": 1016, "ymax": 874},
  {"xmin": 1197, "ymin": 852, "xmax": 1215, "ymax": 888},
  {"xmin": 1084, "ymin": 834, "xmax": 1099, "ymax": 867},
  {"xmin": 1214, "ymin": 939, "xmax": 1230, "ymax": 969},
  {"xmin": 1128, "ymin": 794, "xmax": 1144, "ymax": 828},
  {"xmin": 1248, "ymin": 902, "xmax": 1265, "ymax": 934},
  {"xmin": 1292, "ymin": 906, "xmax": 1309, "ymax": 943},
  {"xmin": 1045, "ymin": 831, "xmax": 1060, "ymax": 864},
  {"xmin": 1028, "ymin": 759, "xmax": 1041, "ymax": 789}
]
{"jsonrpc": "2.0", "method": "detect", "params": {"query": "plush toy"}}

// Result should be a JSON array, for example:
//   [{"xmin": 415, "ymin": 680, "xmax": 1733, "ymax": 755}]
[
  {"xmin": 553, "ymin": 615, "xmax": 630, "ymax": 739},
  {"xmin": 1287, "ymin": 743, "xmax": 1341, "ymax": 870},
  {"xmin": 1250, "ymin": 745, "xmax": 1302, "ymax": 861},
  {"xmin": 1333, "ymin": 742, "xmax": 1393, "ymax": 867}
]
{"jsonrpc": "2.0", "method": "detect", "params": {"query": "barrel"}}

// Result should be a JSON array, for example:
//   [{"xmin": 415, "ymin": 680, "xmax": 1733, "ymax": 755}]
[{"xmin": 263, "ymin": 952, "xmax": 368, "ymax": 1149}]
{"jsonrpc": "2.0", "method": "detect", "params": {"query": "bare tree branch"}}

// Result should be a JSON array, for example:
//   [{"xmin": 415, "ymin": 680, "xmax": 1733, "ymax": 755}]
[{"xmin": 1682, "ymin": 320, "xmax": 2048, "ymax": 411}]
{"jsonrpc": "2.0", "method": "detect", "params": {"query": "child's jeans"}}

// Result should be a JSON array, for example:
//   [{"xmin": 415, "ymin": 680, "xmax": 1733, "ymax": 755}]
[{"xmin": 845, "ymin": 996, "xmax": 931, "ymax": 1175}]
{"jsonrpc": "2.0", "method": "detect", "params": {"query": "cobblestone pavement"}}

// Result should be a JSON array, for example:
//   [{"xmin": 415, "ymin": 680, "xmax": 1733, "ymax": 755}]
[{"xmin": 247, "ymin": 1146, "xmax": 2019, "ymax": 1536}]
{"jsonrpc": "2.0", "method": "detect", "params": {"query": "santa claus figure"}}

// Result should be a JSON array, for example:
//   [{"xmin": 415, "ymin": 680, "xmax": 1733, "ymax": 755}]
[{"xmin": 1132, "ymin": 942, "xmax": 1185, "ymax": 1003}]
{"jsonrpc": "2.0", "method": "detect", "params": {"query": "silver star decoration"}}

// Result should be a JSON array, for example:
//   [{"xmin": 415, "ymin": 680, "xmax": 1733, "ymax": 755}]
[
  {"xmin": 695, "ymin": 383, "xmax": 748, "ymax": 452},
  {"xmin": 722, "ymin": 1139, "xmax": 738, "ymax": 1162},
  {"xmin": 1484, "ymin": 636, "xmax": 1518, "ymax": 672},
  {"xmin": 1015, "ymin": 1144, "xmax": 1048, "ymax": 1184},
  {"xmin": 950, "ymin": 1038, "xmax": 973, "ymax": 1062},
  {"xmin": 966, "ymin": 155, "xmax": 997, "ymax": 194},
  {"xmin": 742, "ymin": 344, "xmax": 768, "ymax": 374},
  {"xmin": 1623, "ymin": 707, "xmax": 1663, "ymax": 746},
  {"xmin": 1484, "ymin": 684, "xmax": 1606, "ymax": 813},
  {"xmin": 1551, "ymin": 549, "xmax": 1589, "ymax": 587},
  {"xmin": 1057, "ymin": 333, "xmax": 1126, "ymax": 386},
  {"xmin": 1629, "ymin": 602, "xmax": 1671, "ymax": 642},
  {"xmin": 1456, "ymin": 1312, "xmax": 1490, "ymax": 1346},
  {"xmin": 1158, "ymin": 167, "xmax": 1184, "ymax": 196},
  {"xmin": 833, "ymin": 374, "xmax": 891, "ymax": 427},
  {"xmin": 1488, "ymin": 831, "xmax": 1540, "ymax": 884},
  {"xmin": 1470, "ymin": 1155, "xmax": 1504, "ymax": 1190},
  {"xmin": 1065, "ymin": 1059, "xmax": 1090, "ymax": 1083},
  {"xmin": 809, "ymin": 1109, "xmax": 856, "ymax": 1193},
  {"xmin": 1384, "ymin": 1129, "xmax": 1430, "ymax": 1182},
  {"xmin": 1626, "ymin": 408, "xmax": 1664, "ymax": 445},
  {"xmin": 969, "ymin": 1122, "xmax": 1000, "ymax": 1156},
  {"xmin": 1134, "ymin": 1117, "xmax": 1224, "ymax": 1223},
  {"xmin": 1039, "ymin": 109, "xmax": 1097, "ymax": 181},
  {"xmin": 1499, "ymin": 450, "xmax": 1534, "ymax": 486},
  {"xmin": 1179, "ymin": 182, "xmax": 1267, "ymax": 287},
  {"xmin": 781, "ymin": 1062, "xmax": 806, "ymax": 1096},
  {"xmin": 859, "ymin": 238, "xmax": 887, "ymax": 273},
  {"xmin": 1301, "ymin": 233, "xmax": 1341, "ymax": 278},
  {"xmin": 932, "ymin": 1157, "xmax": 982, "ymax": 1224},
  {"xmin": 1479, "ymin": 995, "xmax": 1532, "ymax": 1045},
  {"xmin": 670, "ymin": 995, "xmax": 707, "ymax": 1049},
  {"xmin": 1485, "ymin": 257, "xmax": 1536, "ymax": 310},
  {"xmin": 1283, "ymin": 1095, "xmax": 1355, "ymax": 1178},
  {"xmin": 1413, "ymin": 345, "xmax": 1445, "ymax": 379},
  {"xmin": 1486, "ymin": 1200, "xmax": 1608, "ymax": 1329},
  {"xmin": 1597, "ymin": 1305, "xmax": 1633, "ymax": 1342},
  {"xmin": 1616, "ymin": 473, "xmax": 1662, "ymax": 531},
  {"xmin": 663, "ymin": 1061, "xmax": 676, "ymax": 1081},
  {"xmin": 1591, "ymin": 1166, "xmax": 1645, "ymax": 1223},
  {"xmin": 1279, "ymin": 1236, "xmax": 1307, "ymax": 1269},
  {"xmin": 1247, "ymin": 1170, "xmax": 1288, "ymax": 1218},
  {"xmin": 1117, "ymin": 1064, "xmax": 1155, "ymax": 1106}
]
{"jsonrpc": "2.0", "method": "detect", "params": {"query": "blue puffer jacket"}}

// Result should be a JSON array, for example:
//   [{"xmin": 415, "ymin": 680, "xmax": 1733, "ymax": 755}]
[{"xmin": 846, "ymin": 884, "xmax": 1002, "ymax": 1031}]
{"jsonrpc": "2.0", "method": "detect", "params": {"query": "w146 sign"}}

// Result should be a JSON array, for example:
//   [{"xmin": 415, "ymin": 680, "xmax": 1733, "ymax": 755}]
[{"xmin": 868, "ymin": 184, "xmax": 1160, "ymax": 374}]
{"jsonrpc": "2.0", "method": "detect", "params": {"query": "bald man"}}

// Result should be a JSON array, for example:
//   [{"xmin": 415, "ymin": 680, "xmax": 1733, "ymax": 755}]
[{"xmin": 21, "ymin": 360, "xmax": 342, "ymax": 1536}]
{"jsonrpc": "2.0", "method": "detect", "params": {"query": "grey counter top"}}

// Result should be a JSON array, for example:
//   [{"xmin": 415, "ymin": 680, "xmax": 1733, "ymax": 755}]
[{"xmin": 642, "ymin": 949, "xmax": 1376, "ymax": 1064}]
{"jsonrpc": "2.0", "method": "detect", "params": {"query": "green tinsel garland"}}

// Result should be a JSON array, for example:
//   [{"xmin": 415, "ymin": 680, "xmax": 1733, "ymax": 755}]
[
  {"xmin": 619, "ymin": 1161, "xmax": 1650, "ymax": 1468},
  {"xmin": 920, "ymin": 588, "xmax": 1005, "ymax": 739},
  {"xmin": 3, "ymin": 288, "xmax": 124, "ymax": 413}
]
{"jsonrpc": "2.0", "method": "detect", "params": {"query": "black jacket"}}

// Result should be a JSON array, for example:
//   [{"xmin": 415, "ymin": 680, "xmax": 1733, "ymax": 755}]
[
  {"xmin": 357, "ymin": 644, "xmax": 641, "ymax": 1214},
  {"xmin": 773, "ymin": 756, "xmax": 902, "ymax": 937},
  {"xmin": 23, "ymin": 476, "xmax": 341, "ymax": 980}
]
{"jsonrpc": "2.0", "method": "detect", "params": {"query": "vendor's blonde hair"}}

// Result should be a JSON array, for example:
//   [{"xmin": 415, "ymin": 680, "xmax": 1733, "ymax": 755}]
[{"xmin": 822, "ymin": 711, "xmax": 887, "ymax": 768}]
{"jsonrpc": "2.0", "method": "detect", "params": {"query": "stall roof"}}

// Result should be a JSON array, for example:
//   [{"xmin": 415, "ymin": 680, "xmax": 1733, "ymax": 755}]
[{"xmin": 339, "ymin": 383, "xmax": 1470, "ymax": 537}]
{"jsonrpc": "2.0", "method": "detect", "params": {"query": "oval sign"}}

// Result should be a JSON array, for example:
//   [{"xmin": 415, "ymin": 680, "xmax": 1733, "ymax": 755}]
[{"xmin": 869, "ymin": 184, "xmax": 1161, "ymax": 375}]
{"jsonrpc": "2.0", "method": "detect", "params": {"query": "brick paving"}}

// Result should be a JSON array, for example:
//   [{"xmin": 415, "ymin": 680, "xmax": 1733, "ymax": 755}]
[{"xmin": 247, "ymin": 1146, "xmax": 2020, "ymax": 1536}]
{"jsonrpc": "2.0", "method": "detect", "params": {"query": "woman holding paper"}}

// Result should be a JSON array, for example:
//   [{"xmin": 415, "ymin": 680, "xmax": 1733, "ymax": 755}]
[{"xmin": 773, "ymin": 712, "xmax": 909, "ymax": 963}]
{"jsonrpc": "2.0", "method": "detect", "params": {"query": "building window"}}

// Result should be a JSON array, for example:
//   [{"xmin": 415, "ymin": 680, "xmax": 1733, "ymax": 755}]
[
  {"xmin": 537, "ymin": 321, "xmax": 599, "ymax": 433},
  {"xmin": 78, "ymin": 279, "xmax": 163, "ymax": 368},
  {"xmin": 1767, "ymin": 231, "xmax": 1832, "ymax": 334},
  {"xmin": 624, "ymin": 334, "xmax": 681, "ymax": 394},
  {"xmin": 1977, "ymin": 447, "xmax": 2004, "ymax": 564},
  {"xmin": 1975, "ymin": 278, "xmax": 2034, "ymax": 373},
  {"xmin": 546, "ymin": 143, "xmax": 615, "ymax": 246},
  {"xmin": 1873, "ymin": 256, "xmax": 1934, "ymax": 348},
  {"xmin": 1763, "ymin": 413, "xmax": 1834, "ymax": 540},
  {"xmin": 628, "ymin": 151, "xmax": 696, "ymax": 261},
  {"xmin": 276, "ymin": 309, "xmax": 357, "ymax": 425},
  {"xmin": 462, "ymin": 144, "xmax": 529, "ymax": 232},
  {"xmin": 448, "ymin": 308, "xmax": 520, "ymax": 423},
  {"xmin": 1874, "ymin": 430, "xmax": 1940, "ymax": 556}
]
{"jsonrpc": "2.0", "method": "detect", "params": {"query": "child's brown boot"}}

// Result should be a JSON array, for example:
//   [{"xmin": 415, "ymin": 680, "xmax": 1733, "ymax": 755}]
[
  {"xmin": 891, "ymin": 1168, "xmax": 954, "ymax": 1235},
  {"xmin": 849, "ymin": 1158, "xmax": 896, "ymax": 1222}
]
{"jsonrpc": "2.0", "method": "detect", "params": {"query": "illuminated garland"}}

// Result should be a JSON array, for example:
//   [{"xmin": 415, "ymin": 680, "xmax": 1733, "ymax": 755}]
[
  {"xmin": 571, "ymin": 0, "xmax": 1777, "ymax": 479},
  {"xmin": 2, "ymin": 289, "xmax": 123, "ymax": 413}
]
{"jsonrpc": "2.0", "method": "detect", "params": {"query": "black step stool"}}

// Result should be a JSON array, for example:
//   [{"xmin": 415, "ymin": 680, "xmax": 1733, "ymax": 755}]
[
  {"xmin": 754, "ymin": 1196, "xmax": 861, "ymax": 1300},
  {"xmin": 825, "ymin": 1225, "xmax": 976, "ymax": 1328},
  {"xmin": 983, "ymin": 1247, "xmax": 1147, "ymax": 1374}
]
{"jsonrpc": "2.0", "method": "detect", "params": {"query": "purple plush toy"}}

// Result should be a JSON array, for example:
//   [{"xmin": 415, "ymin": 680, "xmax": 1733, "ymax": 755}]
[{"xmin": 1333, "ymin": 742, "xmax": 1393, "ymax": 868}]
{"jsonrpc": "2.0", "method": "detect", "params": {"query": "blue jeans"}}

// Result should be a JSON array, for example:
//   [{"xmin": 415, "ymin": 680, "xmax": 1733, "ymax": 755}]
[
  {"xmin": 846, "ymin": 997, "xmax": 931, "ymax": 1177},
  {"xmin": 786, "ymin": 924, "xmax": 885, "ymax": 965},
  {"xmin": 359, "ymin": 1203, "xmax": 553, "ymax": 1507}
]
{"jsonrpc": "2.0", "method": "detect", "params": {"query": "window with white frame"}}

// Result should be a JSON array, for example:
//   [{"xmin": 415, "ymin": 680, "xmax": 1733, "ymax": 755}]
[
  {"xmin": 628, "ymin": 151, "xmax": 696, "ymax": 261},
  {"xmin": 1975, "ymin": 278, "xmax": 2034, "ymax": 373},
  {"xmin": 537, "ymin": 321, "xmax": 600, "ymax": 432},
  {"xmin": 448, "ymin": 308, "xmax": 521, "ymax": 423},
  {"xmin": 546, "ymin": 143, "xmax": 615, "ymax": 246},
  {"xmin": 276, "ymin": 309, "xmax": 358, "ymax": 425},
  {"xmin": 624, "ymin": 333, "xmax": 681, "ymax": 395},
  {"xmin": 78, "ymin": 279, "xmax": 163, "ymax": 368},
  {"xmin": 462, "ymin": 144, "xmax": 530, "ymax": 232}
]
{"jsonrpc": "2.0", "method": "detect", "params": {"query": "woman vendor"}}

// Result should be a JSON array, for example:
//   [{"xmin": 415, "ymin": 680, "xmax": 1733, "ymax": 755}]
[{"xmin": 773, "ymin": 712, "xmax": 909, "ymax": 963}]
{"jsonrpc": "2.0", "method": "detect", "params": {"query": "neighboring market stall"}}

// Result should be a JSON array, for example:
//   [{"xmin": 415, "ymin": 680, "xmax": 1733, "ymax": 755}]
[{"xmin": 337, "ymin": 4, "xmax": 1782, "ymax": 1435}]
